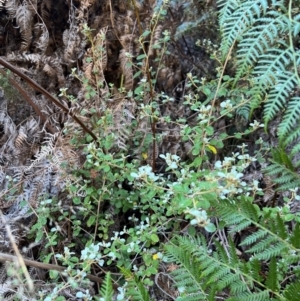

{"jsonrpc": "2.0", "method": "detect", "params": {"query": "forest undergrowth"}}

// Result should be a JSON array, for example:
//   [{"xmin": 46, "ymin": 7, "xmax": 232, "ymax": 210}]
[{"xmin": 0, "ymin": 0, "xmax": 299, "ymax": 300}]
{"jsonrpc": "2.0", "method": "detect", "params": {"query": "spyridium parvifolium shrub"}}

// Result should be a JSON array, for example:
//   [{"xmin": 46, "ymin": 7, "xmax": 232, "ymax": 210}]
[{"xmin": 28, "ymin": 0, "xmax": 300, "ymax": 299}]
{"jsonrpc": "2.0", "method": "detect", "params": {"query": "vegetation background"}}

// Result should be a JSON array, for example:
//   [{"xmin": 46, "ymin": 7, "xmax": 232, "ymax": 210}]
[{"xmin": 0, "ymin": 0, "xmax": 299, "ymax": 300}]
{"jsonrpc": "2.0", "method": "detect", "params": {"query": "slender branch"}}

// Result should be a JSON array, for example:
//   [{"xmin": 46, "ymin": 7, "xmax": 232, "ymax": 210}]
[
  {"xmin": 0, "ymin": 251, "xmax": 109, "ymax": 285},
  {"xmin": 0, "ymin": 210, "xmax": 34, "ymax": 292},
  {"xmin": 0, "ymin": 58, "xmax": 98, "ymax": 142}
]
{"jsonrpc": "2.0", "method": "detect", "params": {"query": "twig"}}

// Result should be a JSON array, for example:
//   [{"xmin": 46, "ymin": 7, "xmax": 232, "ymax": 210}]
[
  {"xmin": 0, "ymin": 58, "xmax": 98, "ymax": 142},
  {"xmin": 0, "ymin": 251, "xmax": 108, "ymax": 285},
  {"xmin": 0, "ymin": 210, "xmax": 34, "ymax": 292}
]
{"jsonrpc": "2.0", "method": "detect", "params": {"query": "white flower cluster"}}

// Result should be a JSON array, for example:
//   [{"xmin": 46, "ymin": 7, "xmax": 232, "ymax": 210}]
[
  {"xmin": 131, "ymin": 165, "xmax": 159, "ymax": 181},
  {"xmin": 198, "ymin": 104, "xmax": 212, "ymax": 123},
  {"xmin": 220, "ymin": 99, "xmax": 232, "ymax": 110},
  {"xmin": 160, "ymin": 153, "xmax": 180, "ymax": 169},
  {"xmin": 80, "ymin": 243, "xmax": 104, "ymax": 266},
  {"xmin": 188, "ymin": 208, "xmax": 209, "ymax": 226},
  {"xmin": 216, "ymin": 167, "xmax": 246, "ymax": 199},
  {"xmin": 213, "ymin": 150, "xmax": 258, "ymax": 199}
]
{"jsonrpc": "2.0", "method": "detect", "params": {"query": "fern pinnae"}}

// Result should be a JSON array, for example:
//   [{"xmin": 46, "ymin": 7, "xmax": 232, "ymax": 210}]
[
  {"xmin": 278, "ymin": 97, "xmax": 300, "ymax": 141},
  {"xmin": 99, "ymin": 272, "xmax": 113, "ymax": 301},
  {"xmin": 164, "ymin": 239, "xmax": 207, "ymax": 299},
  {"xmin": 217, "ymin": 0, "xmax": 240, "ymax": 27},
  {"xmin": 228, "ymin": 290, "xmax": 270, "ymax": 301},
  {"xmin": 16, "ymin": 4, "xmax": 33, "ymax": 52},
  {"xmin": 264, "ymin": 161, "xmax": 300, "ymax": 191},
  {"xmin": 166, "ymin": 235, "xmax": 285, "ymax": 300},
  {"xmin": 252, "ymin": 242, "xmax": 287, "ymax": 261},
  {"xmin": 265, "ymin": 257, "xmax": 279, "ymax": 292},
  {"xmin": 274, "ymin": 213, "xmax": 288, "ymax": 240},
  {"xmin": 290, "ymin": 223, "xmax": 300, "ymax": 249},
  {"xmin": 234, "ymin": 11, "xmax": 286, "ymax": 81},
  {"xmin": 283, "ymin": 281, "xmax": 300, "ymax": 301},
  {"xmin": 219, "ymin": 0, "xmax": 278, "ymax": 59},
  {"xmin": 240, "ymin": 229, "xmax": 268, "ymax": 247},
  {"xmin": 264, "ymin": 72, "xmax": 299, "ymax": 123},
  {"xmin": 250, "ymin": 47, "xmax": 294, "ymax": 110}
]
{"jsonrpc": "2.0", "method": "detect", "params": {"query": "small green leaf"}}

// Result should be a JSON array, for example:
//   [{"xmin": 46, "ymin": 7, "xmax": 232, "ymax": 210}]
[
  {"xmin": 87, "ymin": 215, "xmax": 96, "ymax": 227},
  {"xmin": 205, "ymin": 223, "xmax": 216, "ymax": 232},
  {"xmin": 203, "ymin": 87, "xmax": 211, "ymax": 96},
  {"xmin": 137, "ymin": 54, "xmax": 147, "ymax": 60},
  {"xmin": 151, "ymin": 234, "xmax": 159, "ymax": 243},
  {"xmin": 73, "ymin": 197, "xmax": 81, "ymax": 205},
  {"xmin": 187, "ymin": 226, "xmax": 196, "ymax": 236},
  {"xmin": 49, "ymin": 270, "xmax": 59, "ymax": 279},
  {"xmin": 284, "ymin": 214, "xmax": 295, "ymax": 221},
  {"xmin": 141, "ymin": 30, "xmax": 151, "ymax": 38}
]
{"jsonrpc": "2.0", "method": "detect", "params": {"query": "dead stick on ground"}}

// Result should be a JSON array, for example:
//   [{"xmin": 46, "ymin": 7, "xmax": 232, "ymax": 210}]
[
  {"xmin": 0, "ymin": 251, "xmax": 107, "ymax": 285},
  {"xmin": 0, "ymin": 210, "xmax": 34, "ymax": 292}
]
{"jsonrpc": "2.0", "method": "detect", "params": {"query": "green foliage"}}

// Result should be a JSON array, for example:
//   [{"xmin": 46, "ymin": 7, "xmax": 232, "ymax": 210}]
[
  {"xmin": 165, "ymin": 197, "xmax": 300, "ymax": 301},
  {"xmin": 264, "ymin": 146, "xmax": 300, "ymax": 191},
  {"xmin": 218, "ymin": 0, "xmax": 300, "ymax": 190},
  {"xmin": 25, "ymin": 0, "xmax": 300, "ymax": 299},
  {"xmin": 119, "ymin": 267, "xmax": 151, "ymax": 301},
  {"xmin": 99, "ymin": 272, "xmax": 113, "ymax": 301}
]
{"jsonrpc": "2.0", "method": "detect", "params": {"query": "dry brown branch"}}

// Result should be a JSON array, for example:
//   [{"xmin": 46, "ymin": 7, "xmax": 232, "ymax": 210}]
[
  {"xmin": 0, "ymin": 58, "xmax": 98, "ymax": 142},
  {"xmin": 0, "ymin": 252, "xmax": 106, "ymax": 284}
]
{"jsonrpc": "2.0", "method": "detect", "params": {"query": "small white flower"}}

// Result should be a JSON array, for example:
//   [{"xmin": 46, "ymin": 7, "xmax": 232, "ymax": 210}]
[
  {"xmin": 249, "ymin": 120, "xmax": 264, "ymax": 130},
  {"xmin": 214, "ymin": 160, "xmax": 223, "ymax": 169},
  {"xmin": 131, "ymin": 165, "xmax": 159, "ymax": 181},
  {"xmin": 160, "ymin": 153, "xmax": 181, "ymax": 169},
  {"xmin": 220, "ymin": 99, "xmax": 232, "ymax": 109}
]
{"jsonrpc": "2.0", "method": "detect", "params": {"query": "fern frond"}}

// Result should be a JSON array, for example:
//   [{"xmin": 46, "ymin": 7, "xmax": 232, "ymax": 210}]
[
  {"xmin": 16, "ymin": 4, "xmax": 33, "ymax": 51},
  {"xmin": 166, "ymin": 235, "xmax": 266, "ymax": 299},
  {"xmin": 217, "ymin": 0, "xmax": 241, "ymax": 31},
  {"xmin": 283, "ymin": 281, "xmax": 300, "ymax": 300},
  {"xmin": 228, "ymin": 290, "xmax": 270, "ymax": 301},
  {"xmin": 265, "ymin": 257, "xmax": 278, "ymax": 292},
  {"xmin": 248, "ymin": 45, "xmax": 293, "ymax": 112},
  {"xmin": 219, "ymin": 0, "xmax": 279, "ymax": 59},
  {"xmin": 264, "ymin": 160, "xmax": 300, "ymax": 191},
  {"xmin": 99, "ymin": 272, "xmax": 113, "ymax": 301},
  {"xmin": 166, "ymin": 237, "xmax": 206, "ymax": 301},
  {"xmin": 216, "ymin": 197, "xmax": 298, "ymax": 260},
  {"xmin": 119, "ymin": 267, "xmax": 150, "ymax": 301},
  {"xmin": 278, "ymin": 97, "xmax": 300, "ymax": 141},
  {"xmin": 235, "ymin": 11, "xmax": 287, "ymax": 80},
  {"xmin": 264, "ymin": 72, "xmax": 298, "ymax": 125}
]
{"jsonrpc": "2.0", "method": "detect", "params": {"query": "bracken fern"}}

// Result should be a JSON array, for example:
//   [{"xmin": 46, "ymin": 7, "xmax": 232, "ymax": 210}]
[
  {"xmin": 165, "ymin": 197, "xmax": 300, "ymax": 301},
  {"xmin": 218, "ymin": 0, "xmax": 300, "ymax": 190}
]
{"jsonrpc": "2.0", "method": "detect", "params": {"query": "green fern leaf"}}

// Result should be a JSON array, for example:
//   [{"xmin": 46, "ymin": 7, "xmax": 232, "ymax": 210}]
[
  {"xmin": 264, "ymin": 72, "xmax": 299, "ymax": 124},
  {"xmin": 283, "ymin": 282, "xmax": 300, "ymax": 300},
  {"xmin": 235, "ymin": 11, "xmax": 286, "ymax": 81},
  {"xmin": 228, "ymin": 290, "xmax": 270, "ymax": 301},
  {"xmin": 264, "ymin": 161, "xmax": 300, "ymax": 191},
  {"xmin": 290, "ymin": 223, "xmax": 300, "ymax": 248},
  {"xmin": 219, "ymin": 0, "xmax": 279, "ymax": 59},
  {"xmin": 265, "ymin": 257, "xmax": 279, "ymax": 292},
  {"xmin": 250, "ymin": 47, "xmax": 294, "ymax": 116},
  {"xmin": 99, "ymin": 272, "xmax": 113, "ymax": 301},
  {"xmin": 164, "ymin": 240, "xmax": 207, "ymax": 300},
  {"xmin": 278, "ymin": 97, "xmax": 300, "ymax": 141}
]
